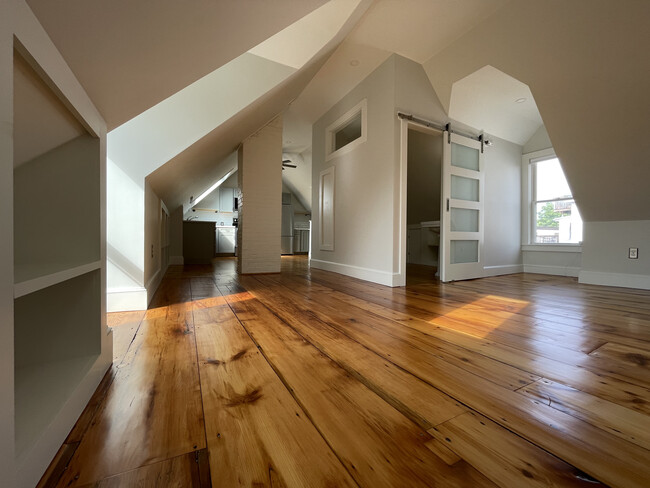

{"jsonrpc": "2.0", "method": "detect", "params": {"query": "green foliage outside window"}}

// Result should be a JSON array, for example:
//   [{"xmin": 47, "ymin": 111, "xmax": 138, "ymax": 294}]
[{"xmin": 537, "ymin": 202, "xmax": 561, "ymax": 228}]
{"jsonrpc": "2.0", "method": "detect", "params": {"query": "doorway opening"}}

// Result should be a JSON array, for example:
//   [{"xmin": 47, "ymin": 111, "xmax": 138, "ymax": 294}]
[{"xmin": 404, "ymin": 125, "xmax": 443, "ymax": 285}]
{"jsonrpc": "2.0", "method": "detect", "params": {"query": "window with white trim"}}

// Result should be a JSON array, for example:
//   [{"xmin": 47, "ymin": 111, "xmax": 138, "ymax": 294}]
[
  {"xmin": 325, "ymin": 99, "xmax": 367, "ymax": 161},
  {"xmin": 523, "ymin": 150, "xmax": 583, "ymax": 244}
]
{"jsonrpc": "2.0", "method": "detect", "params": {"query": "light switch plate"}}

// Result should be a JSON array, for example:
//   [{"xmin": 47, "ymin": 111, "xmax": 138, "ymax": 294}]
[{"xmin": 629, "ymin": 247, "xmax": 638, "ymax": 259}]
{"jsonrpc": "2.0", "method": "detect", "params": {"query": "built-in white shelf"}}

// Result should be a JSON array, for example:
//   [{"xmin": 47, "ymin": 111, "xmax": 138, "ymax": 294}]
[
  {"xmin": 14, "ymin": 260, "xmax": 102, "ymax": 298},
  {"xmin": 14, "ymin": 354, "xmax": 98, "ymax": 463}
]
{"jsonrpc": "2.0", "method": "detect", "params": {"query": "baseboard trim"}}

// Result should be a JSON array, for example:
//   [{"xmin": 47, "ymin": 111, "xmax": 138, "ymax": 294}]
[
  {"xmin": 169, "ymin": 255, "xmax": 184, "ymax": 265},
  {"xmin": 524, "ymin": 264, "xmax": 581, "ymax": 277},
  {"xmin": 107, "ymin": 287, "xmax": 147, "ymax": 312},
  {"xmin": 578, "ymin": 270, "xmax": 650, "ymax": 290},
  {"xmin": 145, "ymin": 266, "xmax": 166, "ymax": 307},
  {"xmin": 483, "ymin": 264, "xmax": 523, "ymax": 277},
  {"xmin": 310, "ymin": 258, "xmax": 398, "ymax": 287}
]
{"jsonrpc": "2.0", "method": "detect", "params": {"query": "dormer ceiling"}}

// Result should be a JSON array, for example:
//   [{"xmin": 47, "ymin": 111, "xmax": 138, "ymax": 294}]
[{"xmin": 25, "ymin": 0, "xmax": 329, "ymax": 130}]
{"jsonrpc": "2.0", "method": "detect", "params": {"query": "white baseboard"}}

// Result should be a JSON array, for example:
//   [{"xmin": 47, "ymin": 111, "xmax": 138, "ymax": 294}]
[
  {"xmin": 145, "ymin": 267, "xmax": 165, "ymax": 307},
  {"xmin": 579, "ymin": 270, "xmax": 650, "ymax": 290},
  {"xmin": 169, "ymin": 255, "xmax": 184, "ymax": 265},
  {"xmin": 310, "ymin": 258, "xmax": 398, "ymax": 287},
  {"xmin": 524, "ymin": 264, "xmax": 580, "ymax": 277},
  {"xmin": 107, "ymin": 287, "xmax": 147, "ymax": 312},
  {"xmin": 483, "ymin": 264, "xmax": 523, "ymax": 277}
]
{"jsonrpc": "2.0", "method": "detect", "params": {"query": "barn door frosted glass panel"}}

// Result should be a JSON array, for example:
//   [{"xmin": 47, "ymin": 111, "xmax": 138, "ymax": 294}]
[
  {"xmin": 450, "ymin": 240, "xmax": 479, "ymax": 264},
  {"xmin": 451, "ymin": 143, "xmax": 479, "ymax": 171},
  {"xmin": 450, "ymin": 208, "xmax": 479, "ymax": 232},
  {"xmin": 451, "ymin": 175, "xmax": 479, "ymax": 202}
]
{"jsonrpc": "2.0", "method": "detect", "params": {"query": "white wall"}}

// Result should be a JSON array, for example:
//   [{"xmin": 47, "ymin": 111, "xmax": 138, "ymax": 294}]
[
  {"xmin": 106, "ymin": 158, "xmax": 146, "ymax": 311},
  {"xmin": 483, "ymin": 135, "xmax": 523, "ymax": 276},
  {"xmin": 580, "ymin": 221, "xmax": 650, "ymax": 289},
  {"xmin": 523, "ymin": 246, "xmax": 582, "ymax": 277},
  {"xmin": 311, "ymin": 56, "xmax": 397, "ymax": 284},
  {"xmin": 523, "ymin": 125, "xmax": 552, "ymax": 154},
  {"xmin": 238, "ymin": 116, "xmax": 283, "ymax": 274},
  {"xmin": 144, "ymin": 180, "xmax": 163, "ymax": 298}
]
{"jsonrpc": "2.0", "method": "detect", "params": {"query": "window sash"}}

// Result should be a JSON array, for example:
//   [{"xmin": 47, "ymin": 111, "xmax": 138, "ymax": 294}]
[{"xmin": 528, "ymin": 156, "xmax": 581, "ymax": 245}]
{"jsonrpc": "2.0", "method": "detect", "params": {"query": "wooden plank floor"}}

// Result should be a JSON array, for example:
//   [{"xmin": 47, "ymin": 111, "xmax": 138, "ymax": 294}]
[{"xmin": 40, "ymin": 257, "xmax": 650, "ymax": 487}]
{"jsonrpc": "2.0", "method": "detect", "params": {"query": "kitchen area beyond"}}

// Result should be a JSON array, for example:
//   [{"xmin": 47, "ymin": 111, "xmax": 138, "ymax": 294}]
[
  {"xmin": 182, "ymin": 179, "xmax": 239, "ymax": 264},
  {"xmin": 182, "ymin": 177, "xmax": 310, "ymax": 265},
  {"xmin": 282, "ymin": 191, "xmax": 311, "ymax": 255}
]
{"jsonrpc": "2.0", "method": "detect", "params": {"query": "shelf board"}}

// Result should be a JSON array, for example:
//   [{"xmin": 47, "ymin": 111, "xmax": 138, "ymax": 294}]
[
  {"xmin": 14, "ymin": 260, "xmax": 101, "ymax": 298},
  {"xmin": 15, "ymin": 354, "xmax": 98, "ymax": 463}
]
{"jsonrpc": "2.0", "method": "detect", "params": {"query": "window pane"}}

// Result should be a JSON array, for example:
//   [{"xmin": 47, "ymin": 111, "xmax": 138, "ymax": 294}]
[
  {"xmin": 534, "ymin": 158, "xmax": 572, "ymax": 201},
  {"xmin": 534, "ymin": 200, "xmax": 583, "ymax": 243},
  {"xmin": 451, "ymin": 143, "xmax": 479, "ymax": 171},
  {"xmin": 450, "ymin": 240, "xmax": 479, "ymax": 263},
  {"xmin": 450, "ymin": 208, "xmax": 479, "ymax": 232},
  {"xmin": 451, "ymin": 175, "xmax": 479, "ymax": 201},
  {"xmin": 333, "ymin": 112, "xmax": 362, "ymax": 152}
]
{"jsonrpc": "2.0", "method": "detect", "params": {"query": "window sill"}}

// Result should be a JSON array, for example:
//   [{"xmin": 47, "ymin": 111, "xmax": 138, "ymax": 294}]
[{"xmin": 522, "ymin": 244, "xmax": 582, "ymax": 253}]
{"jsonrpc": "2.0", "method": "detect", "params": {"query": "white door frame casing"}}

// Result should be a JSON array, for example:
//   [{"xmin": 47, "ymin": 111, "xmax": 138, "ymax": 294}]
[{"xmin": 397, "ymin": 118, "xmax": 443, "ymax": 287}]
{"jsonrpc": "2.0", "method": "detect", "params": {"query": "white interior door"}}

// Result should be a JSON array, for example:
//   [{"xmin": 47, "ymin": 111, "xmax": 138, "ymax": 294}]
[{"xmin": 440, "ymin": 131, "xmax": 484, "ymax": 282}]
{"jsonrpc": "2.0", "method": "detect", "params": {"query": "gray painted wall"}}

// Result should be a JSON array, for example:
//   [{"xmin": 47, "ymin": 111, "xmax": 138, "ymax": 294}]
[
  {"xmin": 580, "ymin": 221, "xmax": 650, "ymax": 288},
  {"xmin": 523, "ymin": 125, "xmax": 552, "ymax": 154},
  {"xmin": 312, "ymin": 54, "xmax": 523, "ymax": 284},
  {"xmin": 311, "ymin": 55, "xmax": 397, "ymax": 278},
  {"xmin": 483, "ymin": 136, "xmax": 523, "ymax": 271}
]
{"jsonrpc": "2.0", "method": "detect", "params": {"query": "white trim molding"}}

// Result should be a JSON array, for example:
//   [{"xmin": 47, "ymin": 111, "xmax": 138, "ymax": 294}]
[
  {"xmin": 325, "ymin": 98, "xmax": 367, "ymax": 161},
  {"xmin": 145, "ymin": 267, "xmax": 165, "ymax": 307},
  {"xmin": 525, "ymin": 264, "xmax": 581, "ymax": 277},
  {"xmin": 579, "ymin": 270, "xmax": 650, "ymax": 290},
  {"xmin": 483, "ymin": 264, "xmax": 523, "ymax": 277},
  {"xmin": 310, "ymin": 258, "xmax": 400, "ymax": 287},
  {"xmin": 522, "ymin": 244, "xmax": 582, "ymax": 253},
  {"xmin": 107, "ymin": 287, "xmax": 147, "ymax": 312},
  {"xmin": 318, "ymin": 166, "xmax": 335, "ymax": 251}
]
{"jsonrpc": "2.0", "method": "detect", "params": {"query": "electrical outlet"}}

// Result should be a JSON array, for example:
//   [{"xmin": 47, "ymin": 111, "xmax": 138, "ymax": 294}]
[{"xmin": 629, "ymin": 247, "xmax": 638, "ymax": 259}]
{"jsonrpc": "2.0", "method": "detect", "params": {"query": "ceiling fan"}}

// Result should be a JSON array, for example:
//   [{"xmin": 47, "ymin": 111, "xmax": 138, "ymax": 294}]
[{"xmin": 282, "ymin": 159, "xmax": 297, "ymax": 170}]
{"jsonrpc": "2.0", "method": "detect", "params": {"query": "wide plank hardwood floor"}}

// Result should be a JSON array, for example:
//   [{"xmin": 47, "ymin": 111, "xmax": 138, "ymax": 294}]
[{"xmin": 40, "ymin": 256, "xmax": 650, "ymax": 487}]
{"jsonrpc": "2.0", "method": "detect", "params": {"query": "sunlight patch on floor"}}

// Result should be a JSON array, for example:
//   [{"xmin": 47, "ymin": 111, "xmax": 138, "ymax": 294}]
[{"xmin": 434, "ymin": 295, "xmax": 529, "ymax": 339}]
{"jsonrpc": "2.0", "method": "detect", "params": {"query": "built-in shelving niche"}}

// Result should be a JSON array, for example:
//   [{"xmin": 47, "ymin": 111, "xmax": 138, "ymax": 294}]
[
  {"xmin": 13, "ymin": 49, "xmax": 102, "ymax": 466},
  {"xmin": 14, "ymin": 270, "xmax": 101, "ymax": 460}
]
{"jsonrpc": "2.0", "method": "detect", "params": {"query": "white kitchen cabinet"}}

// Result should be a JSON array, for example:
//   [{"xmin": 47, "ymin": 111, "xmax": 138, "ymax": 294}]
[
  {"xmin": 217, "ymin": 227, "xmax": 236, "ymax": 254},
  {"xmin": 219, "ymin": 187, "xmax": 235, "ymax": 213}
]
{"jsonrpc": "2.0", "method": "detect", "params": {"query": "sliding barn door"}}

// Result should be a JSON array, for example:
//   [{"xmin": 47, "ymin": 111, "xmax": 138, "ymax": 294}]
[{"xmin": 440, "ymin": 132, "xmax": 484, "ymax": 282}]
